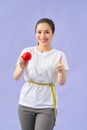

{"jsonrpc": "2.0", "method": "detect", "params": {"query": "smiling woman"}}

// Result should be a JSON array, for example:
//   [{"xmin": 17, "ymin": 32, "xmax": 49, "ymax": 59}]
[
  {"xmin": 35, "ymin": 18, "xmax": 55, "ymax": 47},
  {"xmin": 13, "ymin": 18, "xmax": 69, "ymax": 130}
]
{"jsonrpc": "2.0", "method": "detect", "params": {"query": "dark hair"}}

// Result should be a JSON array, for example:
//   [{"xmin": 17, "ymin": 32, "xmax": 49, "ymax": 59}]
[{"xmin": 35, "ymin": 18, "xmax": 55, "ymax": 33}]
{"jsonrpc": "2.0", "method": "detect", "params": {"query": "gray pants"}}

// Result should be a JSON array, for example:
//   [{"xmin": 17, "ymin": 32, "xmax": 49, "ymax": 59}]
[{"xmin": 18, "ymin": 105, "xmax": 55, "ymax": 130}]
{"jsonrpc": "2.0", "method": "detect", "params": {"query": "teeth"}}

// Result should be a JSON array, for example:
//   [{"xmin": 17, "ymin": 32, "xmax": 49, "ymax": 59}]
[
  {"xmin": 41, "ymin": 40, "xmax": 45, "ymax": 42},
  {"xmin": 40, "ymin": 39, "xmax": 47, "ymax": 42}
]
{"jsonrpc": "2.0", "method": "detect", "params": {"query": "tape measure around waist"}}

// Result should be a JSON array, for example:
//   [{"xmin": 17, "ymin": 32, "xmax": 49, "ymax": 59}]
[{"xmin": 27, "ymin": 80, "xmax": 57, "ymax": 121}]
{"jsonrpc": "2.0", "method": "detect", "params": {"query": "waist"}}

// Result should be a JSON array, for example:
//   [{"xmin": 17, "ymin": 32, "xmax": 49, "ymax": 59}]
[{"xmin": 27, "ymin": 80, "xmax": 55, "ymax": 87}]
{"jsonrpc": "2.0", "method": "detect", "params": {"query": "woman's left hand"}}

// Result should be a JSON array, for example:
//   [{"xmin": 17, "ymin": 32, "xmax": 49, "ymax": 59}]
[
  {"xmin": 56, "ymin": 57, "xmax": 65, "ymax": 73},
  {"xmin": 56, "ymin": 57, "xmax": 66, "ymax": 85}
]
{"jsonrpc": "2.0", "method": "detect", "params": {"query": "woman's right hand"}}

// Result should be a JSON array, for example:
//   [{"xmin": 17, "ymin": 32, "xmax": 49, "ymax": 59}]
[{"xmin": 19, "ymin": 57, "xmax": 28, "ymax": 69}]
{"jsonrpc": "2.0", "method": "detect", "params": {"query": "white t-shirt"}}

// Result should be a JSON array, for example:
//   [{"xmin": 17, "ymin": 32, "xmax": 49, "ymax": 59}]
[{"xmin": 17, "ymin": 46, "xmax": 69, "ymax": 108}]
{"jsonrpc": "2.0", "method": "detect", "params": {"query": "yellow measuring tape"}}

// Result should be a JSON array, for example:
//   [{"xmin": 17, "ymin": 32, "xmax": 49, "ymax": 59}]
[{"xmin": 27, "ymin": 80, "xmax": 57, "ymax": 121}]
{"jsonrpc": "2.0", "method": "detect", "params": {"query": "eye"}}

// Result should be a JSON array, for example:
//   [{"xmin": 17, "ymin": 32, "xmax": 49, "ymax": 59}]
[
  {"xmin": 45, "ymin": 31, "xmax": 50, "ymax": 34},
  {"xmin": 37, "ymin": 31, "xmax": 41, "ymax": 34}
]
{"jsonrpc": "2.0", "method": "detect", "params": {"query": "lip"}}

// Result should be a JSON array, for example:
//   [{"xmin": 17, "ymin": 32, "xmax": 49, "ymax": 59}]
[{"xmin": 40, "ymin": 39, "xmax": 48, "ymax": 42}]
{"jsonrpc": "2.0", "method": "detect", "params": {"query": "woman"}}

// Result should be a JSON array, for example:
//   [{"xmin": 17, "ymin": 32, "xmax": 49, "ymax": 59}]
[{"xmin": 13, "ymin": 18, "xmax": 69, "ymax": 130}]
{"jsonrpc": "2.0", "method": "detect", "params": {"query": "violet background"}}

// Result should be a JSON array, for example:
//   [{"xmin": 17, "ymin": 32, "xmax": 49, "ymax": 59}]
[{"xmin": 0, "ymin": 0, "xmax": 87, "ymax": 130}]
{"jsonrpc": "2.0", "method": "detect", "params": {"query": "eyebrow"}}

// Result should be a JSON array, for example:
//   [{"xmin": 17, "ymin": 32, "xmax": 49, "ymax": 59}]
[{"xmin": 36, "ymin": 29, "xmax": 50, "ymax": 31}]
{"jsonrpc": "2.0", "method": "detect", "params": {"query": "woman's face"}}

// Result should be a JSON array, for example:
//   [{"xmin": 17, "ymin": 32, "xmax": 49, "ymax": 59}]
[{"xmin": 35, "ymin": 22, "xmax": 54, "ymax": 46}]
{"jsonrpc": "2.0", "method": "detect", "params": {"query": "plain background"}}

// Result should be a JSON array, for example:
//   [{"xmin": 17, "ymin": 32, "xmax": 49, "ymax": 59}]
[{"xmin": 0, "ymin": 0, "xmax": 87, "ymax": 130}]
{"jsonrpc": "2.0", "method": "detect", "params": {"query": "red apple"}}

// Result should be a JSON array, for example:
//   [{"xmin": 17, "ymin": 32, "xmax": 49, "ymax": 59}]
[{"xmin": 22, "ymin": 52, "xmax": 32, "ymax": 61}]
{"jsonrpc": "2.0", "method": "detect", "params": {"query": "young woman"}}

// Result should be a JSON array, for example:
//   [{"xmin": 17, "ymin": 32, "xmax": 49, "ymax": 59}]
[{"xmin": 13, "ymin": 18, "xmax": 69, "ymax": 130}]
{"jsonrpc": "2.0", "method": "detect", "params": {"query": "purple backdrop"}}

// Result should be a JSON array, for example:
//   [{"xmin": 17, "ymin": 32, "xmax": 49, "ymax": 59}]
[{"xmin": 0, "ymin": 0, "xmax": 87, "ymax": 130}]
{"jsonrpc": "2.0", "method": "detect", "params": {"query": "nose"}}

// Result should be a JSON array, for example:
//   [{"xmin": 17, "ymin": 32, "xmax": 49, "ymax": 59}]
[{"xmin": 41, "ymin": 32, "xmax": 45, "ymax": 37}]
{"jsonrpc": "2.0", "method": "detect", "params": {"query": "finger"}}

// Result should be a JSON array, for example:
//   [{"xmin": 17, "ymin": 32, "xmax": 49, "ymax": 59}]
[{"xmin": 58, "ymin": 56, "xmax": 62, "ymax": 63}]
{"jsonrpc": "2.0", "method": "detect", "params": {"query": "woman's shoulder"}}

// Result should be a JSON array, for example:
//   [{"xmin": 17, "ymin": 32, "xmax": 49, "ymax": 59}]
[
  {"xmin": 21, "ymin": 46, "xmax": 35, "ymax": 53},
  {"xmin": 53, "ymin": 48, "xmax": 65, "ymax": 56}
]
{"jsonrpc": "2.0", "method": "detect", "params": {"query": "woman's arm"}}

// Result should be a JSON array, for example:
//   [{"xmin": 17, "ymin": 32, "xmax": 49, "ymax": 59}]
[
  {"xmin": 57, "ymin": 69, "xmax": 67, "ymax": 86},
  {"xmin": 13, "ymin": 57, "xmax": 28, "ymax": 80}
]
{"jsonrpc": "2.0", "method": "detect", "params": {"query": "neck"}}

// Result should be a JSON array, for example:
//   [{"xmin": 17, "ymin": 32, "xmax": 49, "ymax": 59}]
[{"xmin": 37, "ymin": 45, "xmax": 52, "ymax": 52}]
